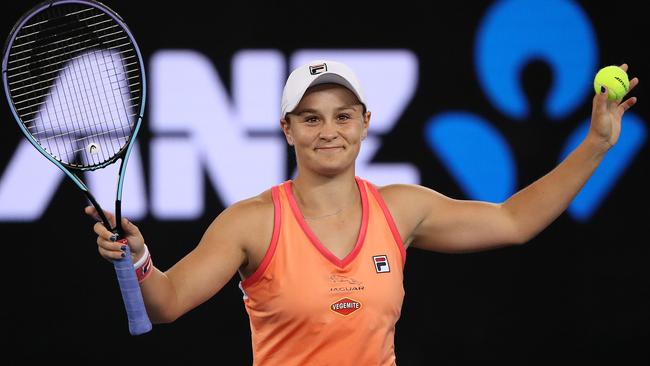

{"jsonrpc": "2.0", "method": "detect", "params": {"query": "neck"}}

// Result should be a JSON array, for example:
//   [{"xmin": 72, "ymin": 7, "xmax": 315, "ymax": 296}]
[{"xmin": 291, "ymin": 171, "xmax": 359, "ymax": 219}]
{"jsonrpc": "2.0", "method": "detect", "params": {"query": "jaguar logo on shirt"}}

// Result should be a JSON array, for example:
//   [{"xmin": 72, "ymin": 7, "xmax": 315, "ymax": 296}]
[
  {"xmin": 330, "ymin": 297, "xmax": 362, "ymax": 316},
  {"xmin": 328, "ymin": 274, "xmax": 365, "ymax": 293}
]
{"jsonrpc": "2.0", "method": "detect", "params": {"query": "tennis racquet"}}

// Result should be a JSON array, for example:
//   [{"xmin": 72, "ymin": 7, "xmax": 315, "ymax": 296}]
[{"xmin": 2, "ymin": 0, "xmax": 151, "ymax": 335}]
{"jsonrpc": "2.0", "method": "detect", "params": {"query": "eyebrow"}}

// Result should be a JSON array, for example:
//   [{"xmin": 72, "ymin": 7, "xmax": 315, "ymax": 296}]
[
  {"xmin": 292, "ymin": 105, "xmax": 360, "ymax": 115},
  {"xmin": 293, "ymin": 108, "xmax": 320, "ymax": 115}
]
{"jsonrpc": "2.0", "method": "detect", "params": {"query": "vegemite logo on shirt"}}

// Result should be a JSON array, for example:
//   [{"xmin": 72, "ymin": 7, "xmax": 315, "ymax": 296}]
[
  {"xmin": 373, "ymin": 255, "xmax": 390, "ymax": 273},
  {"xmin": 330, "ymin": 297, "xmax": 362, "ymax": 316}
]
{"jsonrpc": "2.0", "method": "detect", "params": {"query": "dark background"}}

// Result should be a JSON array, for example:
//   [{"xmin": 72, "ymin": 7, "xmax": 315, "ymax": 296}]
[{"xmin": 1, "ymin": 1, "xmax": 647, "ymax": 365}]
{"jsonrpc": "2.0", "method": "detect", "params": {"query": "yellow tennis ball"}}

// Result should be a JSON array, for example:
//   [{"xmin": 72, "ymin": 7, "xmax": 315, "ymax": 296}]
[{"xmin": 593, "ymin": 65, "xmax": 629, "ymax": 101}]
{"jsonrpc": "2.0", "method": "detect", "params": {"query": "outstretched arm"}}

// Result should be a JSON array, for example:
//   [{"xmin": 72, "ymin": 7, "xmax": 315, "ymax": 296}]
[
  {"xmin": 86, "ymin": 192, "xmax": 273, "ymax": 323},
  {"xmin": 383, "ymin": 64, "xmax": 638, "ymax": 253}
]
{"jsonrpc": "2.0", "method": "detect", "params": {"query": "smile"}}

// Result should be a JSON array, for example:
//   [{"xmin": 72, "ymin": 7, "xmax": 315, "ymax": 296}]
[{"xmin": 315, "ymin": 146, "xmax": 344, "ymax": 151}]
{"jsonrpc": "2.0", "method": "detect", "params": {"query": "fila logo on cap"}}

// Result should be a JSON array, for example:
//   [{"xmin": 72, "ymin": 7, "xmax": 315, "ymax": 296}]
[
  {"xmin": 309, "ymin": 63, "xmax": 327, "ymax": 75},
  {"xmin": 373, "ymin": 255, "xmax": 390, "ymax": 273}
]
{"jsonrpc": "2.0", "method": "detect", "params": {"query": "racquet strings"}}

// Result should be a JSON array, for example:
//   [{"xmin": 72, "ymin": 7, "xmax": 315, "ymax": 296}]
[{"xmin": 5, "ymin": 3, "xmax": 143, "ymax": 169}]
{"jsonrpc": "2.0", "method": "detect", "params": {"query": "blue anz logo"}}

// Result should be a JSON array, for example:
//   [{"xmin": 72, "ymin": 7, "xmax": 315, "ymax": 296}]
[{"xmin": 425, "ymin": 0, "xmax": 647, "ymax": 221}]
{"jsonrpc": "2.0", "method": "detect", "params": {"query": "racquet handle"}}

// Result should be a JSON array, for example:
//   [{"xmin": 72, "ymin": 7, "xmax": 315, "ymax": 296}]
[{"xmin": 113, "ymin": 238, "xmax": 152, "ymax": 335}]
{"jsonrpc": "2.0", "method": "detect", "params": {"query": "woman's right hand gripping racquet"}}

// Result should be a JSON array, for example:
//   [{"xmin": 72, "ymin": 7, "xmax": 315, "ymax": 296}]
[{"xmin": 2, "ymin": 0, "xmax": 151, "ymax": 335}]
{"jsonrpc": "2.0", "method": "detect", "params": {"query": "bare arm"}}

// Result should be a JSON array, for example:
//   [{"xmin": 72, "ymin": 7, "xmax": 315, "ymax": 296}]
[
  {"xmin": 86, "ymin": 192, "xmax": 273, "ymax": 323},
  {"xmin": 138, "ymin": 203, "xmax": 250, "ymax": 323},
  {"xmin": 382, "ymin": 64, "xmax": 638, "ymax": 253}
]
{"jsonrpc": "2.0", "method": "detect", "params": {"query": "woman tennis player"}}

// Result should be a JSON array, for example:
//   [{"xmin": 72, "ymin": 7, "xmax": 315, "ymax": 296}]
[{"xmin": 87, "ymin": 60, "xmax": 638, "ymax": 365}]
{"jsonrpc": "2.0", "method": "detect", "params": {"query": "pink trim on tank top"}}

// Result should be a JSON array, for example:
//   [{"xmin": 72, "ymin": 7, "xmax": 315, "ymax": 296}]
[
  {"xmin": 285, "ymin": 176, "xmax": 369, "ymax": 269},
  {"xmin": 366, "ymin": 182, "xmax": 407, "ymax": 269},
  {"xmin": 240, "ymin": 186, "xmax": 282, "ymax": 288}
]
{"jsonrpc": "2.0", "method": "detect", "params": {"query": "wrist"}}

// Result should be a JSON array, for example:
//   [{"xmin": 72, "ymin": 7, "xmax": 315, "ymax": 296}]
[
  {"xmin": 583, "ymin": 132, "xmax": 611, "ymax": 160},
  {"xmin": 133, "ymin": 244, "xmax": 149, "ymax": 266},
  {"xmin": 585, "ymin": 129, "xmax": 614, "ymax": 153},
  {"xmin": 134, "ymin": 244, "xmax": 153, "ymax": 283}
]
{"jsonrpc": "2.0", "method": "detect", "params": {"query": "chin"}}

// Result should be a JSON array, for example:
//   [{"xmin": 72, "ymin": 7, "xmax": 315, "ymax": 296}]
[{"xmin": 299, "ymin": 148, "xmax": 360, "ymax": 176}]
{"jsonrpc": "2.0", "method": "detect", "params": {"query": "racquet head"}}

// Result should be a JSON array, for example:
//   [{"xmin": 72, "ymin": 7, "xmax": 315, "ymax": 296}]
[{"xmin": 2, "ymin": 0, "xmax": 145, "ymax": 172}]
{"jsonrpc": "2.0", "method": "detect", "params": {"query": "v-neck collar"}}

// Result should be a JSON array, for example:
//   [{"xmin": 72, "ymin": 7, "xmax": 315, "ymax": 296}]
[{"xmin": 285, "ymin": 176, "xmax": 369, "ymax": 269}]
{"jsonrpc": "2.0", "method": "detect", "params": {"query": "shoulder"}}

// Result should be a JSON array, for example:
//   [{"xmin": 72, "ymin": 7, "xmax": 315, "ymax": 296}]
[
  {"xmin": 372, "ymin": 182, "xmax": 442, "ymax": 201},
  {"xmin": 186, "ymin": 188, "xmax": 277, "ymax": 277},
  {"xmin": 369, "ymin": 182, "xmax": 450, "ymax": 218},
  {"xmin": 217, "ymin": 187, "xmax": 275, "ymax": 224},
  {"xmin": 200, "ymin": 187, "xmax": 276, "ymax": 255},
  {"xmin": 360, "ymin": 181, "xmax": 445, "ymax": 247},
  {"xmin": 217, "ymin": 187, "xmax": 278, "ymax": 274}
]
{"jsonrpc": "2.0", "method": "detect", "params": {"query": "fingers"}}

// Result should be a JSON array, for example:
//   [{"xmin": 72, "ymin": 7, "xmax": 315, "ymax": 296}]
[
  {"xmin": 91, "ymin": 213, "xmax": 144, "ymax": 263},
  {"xmin": 84, "ymin": 205, "xmax": 117, "ymax": 228},
  {"xmin": 84, "ymin": 205, "xmax": 100, "ymax": 221},
  {"xmin": 593, "ymin": 81, "xmax": 638, "ymax": 123},
  {"xmin": 619, "ymin": 63, "xmax": 638, "ymax": 113},
  {"xmin": 618, "ymin": 63, "xmax": 638, "ymax": 112},
  {"xmin": 617, "ymin": 63, "xmax": 639, "ymax": 95},
  {"xmin": 592, "ymin": 85, "xmax": 609, "ymax": 112},
  {"xmin": 628, "ymin": 77, "xmax": 639, "ymax": 94},
  {"xmin": 121, "ymin": 216, "xmax": 140, "ymax": 237},
  {"xmin": 93, "ymin": 221, "xmax": 113, "ymax": 238},
  {"xmin": 97, "ymin": 236, "xmax": 128, "ymax": 261},
  {"xmin": 593, "ymin": 77, "xmax": 639, "ymax": 112},
  {"xmin": 619, "ymin": 95, "xmax": 638, "ymax": 113},
  {"xmin": 95, "ymin": 221, "xmax": 129, "ymax": 261},
  {"xmin": 87, "ymin": 206, "xmax": 141, "ymax": 262}
]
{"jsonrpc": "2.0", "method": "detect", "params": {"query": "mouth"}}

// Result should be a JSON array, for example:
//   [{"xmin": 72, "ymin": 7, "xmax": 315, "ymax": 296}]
[{"xmin": 315, "ymin": 146, "xmax": 344, "ymax": 152}]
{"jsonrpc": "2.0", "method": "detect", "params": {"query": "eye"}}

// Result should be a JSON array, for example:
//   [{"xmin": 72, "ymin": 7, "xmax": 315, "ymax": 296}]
[
  {"xmin": 304, "ymin": 115, "xmax": 320, "ymax": 124},
  {"xmin": 337, "ymin": 113, "xmax": 351, "ymax": 121}
]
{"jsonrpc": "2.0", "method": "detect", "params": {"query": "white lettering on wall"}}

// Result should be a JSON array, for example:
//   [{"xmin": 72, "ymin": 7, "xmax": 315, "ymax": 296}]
[{"xmin": 0, "ymin": 49, "xmax": 419, "ymax": 221}]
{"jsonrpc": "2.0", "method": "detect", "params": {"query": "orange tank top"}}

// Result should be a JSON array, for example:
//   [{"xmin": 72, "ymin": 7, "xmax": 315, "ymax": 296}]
[{"xmin": 240, "ymin": 177, "xmax": 407, "ymax": 366}]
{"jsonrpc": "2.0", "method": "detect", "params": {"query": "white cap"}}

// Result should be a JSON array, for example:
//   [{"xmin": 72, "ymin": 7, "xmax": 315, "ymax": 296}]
[{"xmin": 281, "ymin": 60, "xmax": 366, "ymax": 117}]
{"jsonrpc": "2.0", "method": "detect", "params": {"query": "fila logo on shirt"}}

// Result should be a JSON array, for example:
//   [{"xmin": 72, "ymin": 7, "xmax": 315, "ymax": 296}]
[{"xmin": 373, "ymin": 255, "xmax": 390, "ymax": 273}]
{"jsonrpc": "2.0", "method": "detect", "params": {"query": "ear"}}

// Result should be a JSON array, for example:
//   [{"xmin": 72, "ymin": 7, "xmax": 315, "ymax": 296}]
[
  {"xmin": 280, "ymin": 118, "xmax": 294, "ymax": 146},
  {"xmin": 361, "ymin": 110, "xmax": 371, "ymax": 140}
]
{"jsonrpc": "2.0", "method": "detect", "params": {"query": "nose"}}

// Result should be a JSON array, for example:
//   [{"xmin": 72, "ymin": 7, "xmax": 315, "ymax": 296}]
[{"xmin": 319, "ymin": 119, "xmax": 338, "ymax": 140}]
